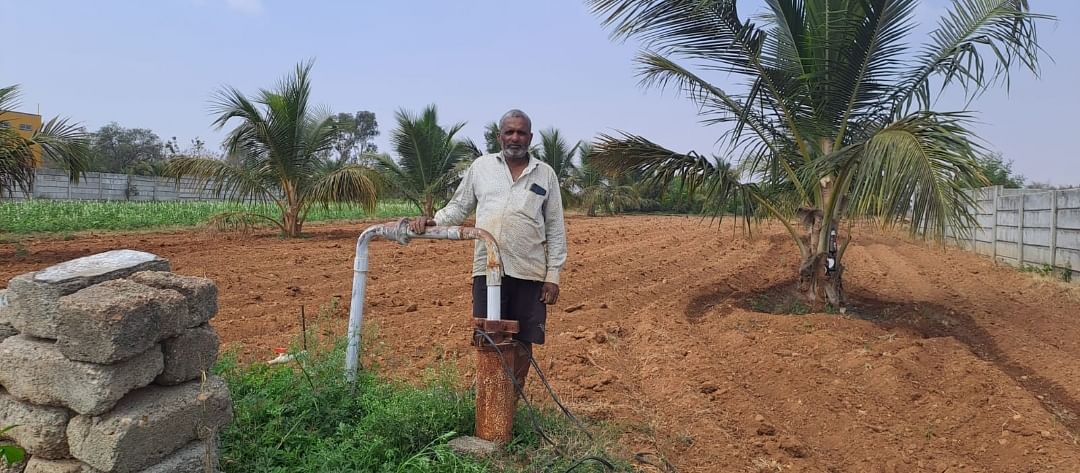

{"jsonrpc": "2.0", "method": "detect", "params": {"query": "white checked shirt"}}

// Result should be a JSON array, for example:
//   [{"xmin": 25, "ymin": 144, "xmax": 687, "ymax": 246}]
[{"xmin": 434, "ymin": 153, "xmax": 567, "ymax": 284}]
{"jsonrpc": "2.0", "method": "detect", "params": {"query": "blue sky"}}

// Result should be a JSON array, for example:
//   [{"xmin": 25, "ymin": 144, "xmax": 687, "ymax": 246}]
[{"xmin": 2, "ymin": 0, "xmax": 1077, "ymax": 185}]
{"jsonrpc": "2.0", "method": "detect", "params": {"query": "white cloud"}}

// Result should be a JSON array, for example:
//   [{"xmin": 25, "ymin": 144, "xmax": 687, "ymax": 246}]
[{"xmin": 224, "ymin": 0, "xmax": 264, "ymax": 15}]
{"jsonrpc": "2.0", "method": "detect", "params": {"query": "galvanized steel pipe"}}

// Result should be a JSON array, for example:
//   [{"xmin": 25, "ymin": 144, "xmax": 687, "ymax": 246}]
[{"xmin": 345, "ymin": 218, "xmax": 504, "ymax": 383}]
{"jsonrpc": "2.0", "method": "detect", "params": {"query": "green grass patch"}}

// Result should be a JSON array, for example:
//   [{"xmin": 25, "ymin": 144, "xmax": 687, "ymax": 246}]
[
  {"xmin": 747, "ymin": 293, "xmax": 812, "ymax": 315},
  {"xmin": 1020, "ymin": 263, "xmax": 1073, "ymax": 283},
  {"xmin": 217, "ymin": 348, "xmax": 484, "ymax": 472},
  {"xmin": 216, "ymin": 307, "xmax": 628, "ymax": 472},
  {"xmin": 0, "ymin": 200, "xmax": 419, "ymax": 234}
]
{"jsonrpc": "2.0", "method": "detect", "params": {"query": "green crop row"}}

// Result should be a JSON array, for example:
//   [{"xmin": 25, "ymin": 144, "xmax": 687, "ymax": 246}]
[{"xmin": 0, "ymin": 200, "xmax": 420, "ymax": 234}]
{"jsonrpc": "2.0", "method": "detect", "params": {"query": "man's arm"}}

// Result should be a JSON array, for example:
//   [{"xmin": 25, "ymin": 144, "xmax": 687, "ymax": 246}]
[
  {"xmin": 541, "ymin": 171, "xmax": 567, "ymax": 304},
  {"xmin": 410, "ymin": 163, "xmax": 477, "ymax": 233},
  {"xmin": 434, "ymin": 164, "xmax": 478, "ymax": 226}
]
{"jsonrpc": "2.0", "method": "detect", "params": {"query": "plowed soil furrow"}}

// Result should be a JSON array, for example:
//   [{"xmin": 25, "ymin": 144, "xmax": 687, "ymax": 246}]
[{"xmin": 3, "ymin": 215, "xmax": 1079, "ymax": 472}]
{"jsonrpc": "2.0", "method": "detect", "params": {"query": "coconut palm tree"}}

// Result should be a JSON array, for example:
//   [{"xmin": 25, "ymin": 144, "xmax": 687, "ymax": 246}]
[
  {"xmin": 166, "ymin": 61, "xmax": 379, "ymax": 237},
  {"xmin": 1, "ymin": 85, "xmax": 90, "ymax": 198},
  {"xmin": 588, "ymin": 0, "xmax": 1048, "ymax": 307},
  {"xmin": 532, "ymin": 127, "xmax": 581, "ymax": 205},
  {"xmin": 483, "ymin": 121, "xmax": 501, "ymax": 154},
  {"xmin": 573, "ymin": 142, "xmax": 651, "ymax": 216},
  {"xmin": 375, "ymin": 105, "xmax": 474, "ymax": 217},
  {"xmin": 462, "ymin": 121, "xmax": 502, "ymax": 160}
]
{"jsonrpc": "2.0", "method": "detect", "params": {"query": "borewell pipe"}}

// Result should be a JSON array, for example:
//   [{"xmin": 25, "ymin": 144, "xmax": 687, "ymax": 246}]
[{"xmin": 345, "ymin": 218, "xmax": 504, "ymax": 383}]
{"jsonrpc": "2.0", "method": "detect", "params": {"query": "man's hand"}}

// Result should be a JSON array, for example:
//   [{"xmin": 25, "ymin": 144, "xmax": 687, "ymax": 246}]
[
  {"xmin": 408, "ymin": 217, "xmax": 436, "ymax": 234},
  {"xmin": 540, "ymin": 283, "xmax": 560, "ymax": 305}
]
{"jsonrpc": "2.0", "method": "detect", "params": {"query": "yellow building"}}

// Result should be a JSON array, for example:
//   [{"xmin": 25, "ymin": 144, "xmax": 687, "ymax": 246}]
[{"xmin": 0, "ymin": 110, "xmax": 43, "ymax": 163}]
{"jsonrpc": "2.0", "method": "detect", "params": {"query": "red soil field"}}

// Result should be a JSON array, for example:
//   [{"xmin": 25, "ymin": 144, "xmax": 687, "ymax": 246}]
[{"xmin": 4, "ymin": 215, "xmax": 1079, "ymax": 472}]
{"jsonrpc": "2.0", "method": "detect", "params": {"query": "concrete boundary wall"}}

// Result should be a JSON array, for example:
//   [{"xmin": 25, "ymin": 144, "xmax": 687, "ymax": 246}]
[
  {"xmin": 5, "ymin": 169, "xmax": 223, "ymax": 202},
  {"xmin": 946, "ymin": 186, "xmax": 1080, "ymax": 280}
]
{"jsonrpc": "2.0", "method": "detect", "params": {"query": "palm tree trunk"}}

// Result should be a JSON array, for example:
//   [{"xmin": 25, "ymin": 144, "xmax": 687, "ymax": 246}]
[
  {"xmin": 282, "ymin": 186, "xmax": 303, "ymax": 237},
  {"xmin": 424, "ymin": 195, "xmax": 435, "ymax": 218},
  {"xmin": 796, "ymin": 170, "xmax": 845, "ymax": 309},
  {"xmin": 796, "ymin": 222, "xmax": 845, "ymax": 308},
  {"xmin": 283, "ymin": 206, "xmax": 303, "ymax": 237}
]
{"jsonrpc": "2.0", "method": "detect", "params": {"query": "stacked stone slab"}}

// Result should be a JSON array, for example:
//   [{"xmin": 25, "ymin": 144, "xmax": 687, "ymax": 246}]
[{"xmin": 0, "ymin": 250, "xmax": 232, "ymax": 472}]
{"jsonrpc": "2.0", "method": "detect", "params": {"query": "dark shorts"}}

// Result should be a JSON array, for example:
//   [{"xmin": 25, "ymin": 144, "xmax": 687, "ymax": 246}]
[{"xmin": 472, "ymin": 275, "xmax": 546, "ymax": 344}]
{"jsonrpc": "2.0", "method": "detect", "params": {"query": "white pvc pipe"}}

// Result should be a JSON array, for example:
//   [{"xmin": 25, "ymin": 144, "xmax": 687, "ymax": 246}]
[
  {"xmin": 345, "ymin": 219, "xmax": 504, "ymax": 384},
  {"xmin": 345, "ymin": 226, "xmax": 381, "ymax": 384},
  {"xmin": 486, "ymin": 286, "xmax": 501, "ymax": 320}
]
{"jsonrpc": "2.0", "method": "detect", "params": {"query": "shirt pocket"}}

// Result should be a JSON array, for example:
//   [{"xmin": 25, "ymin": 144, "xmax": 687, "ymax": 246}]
[{"xmin": 512, "ymin": 185, "xmax": 546, "ymax": 224}]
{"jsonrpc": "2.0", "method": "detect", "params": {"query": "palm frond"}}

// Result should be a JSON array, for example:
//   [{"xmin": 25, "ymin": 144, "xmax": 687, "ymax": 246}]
[
  {"xmin": 1, "ymin": 85, "xmax": 90, "ymax": 195},
  {"xmin": 637, "ymin": 53, "xmax": 784, "ymax": 150},
  {"xmin": 205, "ymin": 210, "xmax": 280, "ymax": 235},
  {"xmin": 165, "ymin": 156, "xmax": 277, "ymax": 204},
  {"xmin": 32, "ymin": 117, "xmax": 92, "ymax": 182},
  {"xmin": 383, "ymin": 104, "xmax": 471, "ymax": 214},
  {"xmin": 827, "ymin": 112, "xmax": 988, "ymax": 237},
  {"xmin": 0, "ymin": 128, "xmax": 36, "ymax": 196},
  {"xmin": 591, "ymin": 0, "xmax": 818, "ymax": 163},
  {"xmin": 461, "ymin": 139, "xmax": 484, "ymax": 159},
  {"xmin": 483, "ymin": 121, "xmax": 501, "ymax": 154},
  {"xmin": 211, "ymin": 85, "xmax": 273, "ymax": 167},
  {"xmin": 303, "ymin": 163, "xmax": 380, "ymax": 212},
  {"xmin": 580, "ymin": 182, "xmax": 645, "ymax": 216},
  {"xmin": 535, "ymin": 128, "xmax": 579, "ymax": 181},
  {"xmin": 891, "ymin": 0, "xmax": 1050, "ymax": 115},
  {"xmin": 589, "ymin": 0, "xmax": 762, "ymax": 76},
  {"xmin": 372, "ymin": 153, "xmax": 420, "ymax": 204},
  {"xmin": 592, "ymin": 133, "xmax": 756, "ymax": 219},
  {"xmin": 811, "ymin": 0, "xmax": 921, "ymax": 145},
  {"xmin": 0, "ymin": 85, "xmax": 21, "ymax": 115}
]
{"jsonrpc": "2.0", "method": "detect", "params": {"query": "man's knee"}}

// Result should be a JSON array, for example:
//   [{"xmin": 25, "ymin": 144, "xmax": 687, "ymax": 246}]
[
  {"xmin": 516, "ymin": 341, "xmax": 532, "ymax": 358},
  {"xmin": 513, "ymin": 341, "xmax": 532, "ymax": 385}
]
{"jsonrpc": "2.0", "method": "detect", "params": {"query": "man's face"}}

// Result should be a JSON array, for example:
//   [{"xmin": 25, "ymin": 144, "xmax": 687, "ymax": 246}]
[{"xmin": 499, "ymin": 117, "xmax": 532, "ymax": 160}]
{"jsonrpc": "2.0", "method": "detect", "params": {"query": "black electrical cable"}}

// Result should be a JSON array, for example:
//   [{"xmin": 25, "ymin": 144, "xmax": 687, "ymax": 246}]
[
  {"xmin": 525, "ymin": 348, "xmax": 617, "ymax": 472},
  {"xmin": 473, "ymin": 329, "xmax": 617, "ymax": 472},
  {"xmin": 526, "ymin": 349, "xmax": 593, "ymax": 440},
  {"xmin": 526, "ymin": 339, "xmax": 676, "ymax": 473},
  {"xmin": 562, "ymin": 456, "xmax": 619, "ymax": 472},
  {"xmin": 634, "ymin": 452, "xmax": 680, "ymax": 473},
  {"xmin": 522, "ymin": 339, "xmax": 673, "ymax": 470}
]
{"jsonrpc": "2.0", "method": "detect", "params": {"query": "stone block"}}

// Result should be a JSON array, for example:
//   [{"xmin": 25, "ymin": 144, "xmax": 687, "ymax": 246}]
[
  {"xmin": 0, "ymin": 390, "xmax": 71, "ymax": 459},
  {"xmin": 0, "ymin": 291, "xmax": 18, "ymax": 342},
  {"xmin": 0, "ymin": 336, "xmax": 163, "ymax": 416},
  {"xmin": 23, "ymin": 459, "xmax": 86, "ymax": 473},
  {"xmin": 56, "ymin": 280, "xmax": 185, "ymax": 364},
  {"xmin": 6, "ymin": 251, "xmax": 169, "ymax": 339},
  {"xmin": 67, "ymin": 377, "xmax": 232, "ymax": 473},
  {"xmin": 448, "ymin": 436, "xmax": 499, "ymax": 458},
  {"xmin": 137, "ymin": 441, "xmax": 215, "ymax": 473},
  {"xmin": 129, "ymin": 272, "xmax": 217, "ymax": 332},
  {"xmin": 155, "ymin": 325, "xmax": 219, "ymax": 386}
]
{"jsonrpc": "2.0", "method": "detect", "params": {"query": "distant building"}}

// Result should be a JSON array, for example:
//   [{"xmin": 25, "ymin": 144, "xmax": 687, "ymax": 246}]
[{"xmin": 0, "ymin": 110, "xmax": 44, "ymax": 164}]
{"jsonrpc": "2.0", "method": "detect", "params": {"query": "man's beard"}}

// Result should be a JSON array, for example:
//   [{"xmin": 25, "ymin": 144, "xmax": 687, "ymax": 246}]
[{"xmin": 502, "ymin": 146, "xmax": 528, "ymax": 160}]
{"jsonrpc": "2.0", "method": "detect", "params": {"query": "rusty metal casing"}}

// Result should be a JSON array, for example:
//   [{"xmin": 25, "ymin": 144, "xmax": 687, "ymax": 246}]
[{"xmin": 473, "ymin": 318, "xmax": 519, "ymax": 444}]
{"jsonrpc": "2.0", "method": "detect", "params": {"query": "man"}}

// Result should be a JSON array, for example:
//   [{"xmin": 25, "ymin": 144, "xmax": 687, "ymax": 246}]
[{"xmin": 408, "ymin": 109, "xmax": 567, "ymax": 390}]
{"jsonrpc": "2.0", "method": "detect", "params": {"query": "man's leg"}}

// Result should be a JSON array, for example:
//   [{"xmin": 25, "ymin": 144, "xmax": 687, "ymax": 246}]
[
  {"xmin": 505, "ymin": 276, "xmax": 546, "ymax": 392},
  {"xmin": 473, "ymin": 275, "xmax": 521, "ymax": 387},
  {"xmin": 513, "ymin": 341, "xmax": 532, "ymax": 391},
  {"xmin": 474, "ymin": 276, "xmax": 545, "ymax": 391}
]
